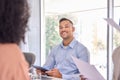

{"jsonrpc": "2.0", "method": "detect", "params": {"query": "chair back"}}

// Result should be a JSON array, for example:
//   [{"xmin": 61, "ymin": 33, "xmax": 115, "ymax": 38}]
[{"xmin": 23, "ymin": 52, "xmax": 35, "ymax": 67}]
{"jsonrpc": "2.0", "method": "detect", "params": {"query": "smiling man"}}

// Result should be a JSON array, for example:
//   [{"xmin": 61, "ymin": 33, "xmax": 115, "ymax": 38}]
[{"xmin": 37, "ymin": 18, "xmax": 90, "ymax": 80}]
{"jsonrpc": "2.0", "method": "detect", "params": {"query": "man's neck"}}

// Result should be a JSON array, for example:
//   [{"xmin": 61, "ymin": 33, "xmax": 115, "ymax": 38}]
[{"xmin": 63, "ymin": 37, "xmax": 74, "ymax": 46}]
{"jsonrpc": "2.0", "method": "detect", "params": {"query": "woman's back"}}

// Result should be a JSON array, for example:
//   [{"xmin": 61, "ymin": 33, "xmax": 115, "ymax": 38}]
[
  {"xmin": 0, "ymin": 44, "xmax": 30, "ymax": 80},
  {"xmin": 112, "ymin": 46, "xmax": 120, "ymax": 80}
]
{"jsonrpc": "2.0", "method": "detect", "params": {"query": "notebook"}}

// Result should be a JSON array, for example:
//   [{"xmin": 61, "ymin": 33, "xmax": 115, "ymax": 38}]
[
  {"xmin": 104, "ymin": 18, "xmax": 120, "ymax": 32},
  {"xmin": 71, "ymin": 56, "xmax": 105, "ymax": 80}
]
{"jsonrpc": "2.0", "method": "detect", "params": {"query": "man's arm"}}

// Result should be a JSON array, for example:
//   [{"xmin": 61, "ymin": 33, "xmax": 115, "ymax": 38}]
[
  {"xmin": 77, "ymin": 47, "xmax": 90, "ymax": 63},
  {"xmin": 43, "ymin": 48, "xmax": 56, "ymax": 70}
]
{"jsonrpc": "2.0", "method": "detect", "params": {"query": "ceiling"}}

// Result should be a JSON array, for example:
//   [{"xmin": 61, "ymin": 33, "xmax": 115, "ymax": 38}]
[{"xmin": 44, "ymin": 0, "xmax": 107, "ymax": 13}]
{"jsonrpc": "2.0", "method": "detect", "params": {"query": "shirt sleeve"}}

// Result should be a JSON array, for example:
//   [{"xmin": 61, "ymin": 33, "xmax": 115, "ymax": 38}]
[
  {"xmin": 43, "ymin": 48, "xmax": 56, "ymax": 70},
  {"xmin": 78, "ymin": 47, "xmax": 90, "ymax": 63}
]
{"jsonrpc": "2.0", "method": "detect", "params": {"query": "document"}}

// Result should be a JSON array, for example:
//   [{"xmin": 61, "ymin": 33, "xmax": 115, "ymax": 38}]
[
  {"xmin": 104, "ymin": 18, "xmax": 120, "ymax": 32},
  {"xmin": 41, "ymin": 75, "xmax": 63, "ymax": 80},
  {"xmin": 71, "ymin": 56, "xmax": 105, "ymax": 80}
]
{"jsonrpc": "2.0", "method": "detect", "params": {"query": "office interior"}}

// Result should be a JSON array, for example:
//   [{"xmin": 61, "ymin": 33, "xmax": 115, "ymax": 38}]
[{"xmin": 20, "ymin": 0, "xmax": 120, "ymax": 80}]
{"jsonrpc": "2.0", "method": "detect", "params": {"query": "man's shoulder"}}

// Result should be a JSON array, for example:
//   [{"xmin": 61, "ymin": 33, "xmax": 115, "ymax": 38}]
[
  {"xmin": 74, "ymin": 41, "xmax": 89, "ymax": 53},
  {"xmin": 51, "ymin": 43, "xmax": 61, "ymax": 50},
  {"xmin": 76, "ymin": 41, "xmax": 87, "ymax": 48}
]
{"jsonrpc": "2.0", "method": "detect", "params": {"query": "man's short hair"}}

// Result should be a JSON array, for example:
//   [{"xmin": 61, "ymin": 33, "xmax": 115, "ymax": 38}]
[{"xmin": 59, "ymin": 18, "xmax": 73, "ymax": 25}]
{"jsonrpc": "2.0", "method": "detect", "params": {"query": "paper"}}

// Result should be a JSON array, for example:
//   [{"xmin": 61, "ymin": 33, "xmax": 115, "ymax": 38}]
[
  {"xmin": 71, "ymin": 56, "xmax": 105, "ymax": 80},
  {"xmin": 104, "ymin": 18, "xmax": 120, "ymax": 31}
]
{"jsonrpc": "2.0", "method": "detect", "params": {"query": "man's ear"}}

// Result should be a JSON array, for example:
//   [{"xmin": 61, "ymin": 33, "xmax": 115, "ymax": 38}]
[{"xmin": 72, "ymin": 27, "xmax": 75, "ymax": 32}]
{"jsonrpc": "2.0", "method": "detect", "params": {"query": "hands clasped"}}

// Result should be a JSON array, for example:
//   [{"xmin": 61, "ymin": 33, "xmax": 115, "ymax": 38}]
[{"xmin": 36, "ymin": 68, "xmax": 62, "ymax": 78}]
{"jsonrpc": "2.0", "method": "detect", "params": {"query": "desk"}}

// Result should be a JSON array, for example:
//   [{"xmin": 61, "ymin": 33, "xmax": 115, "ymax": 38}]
[{"xmin": 30, "ymin": 74, "xmax": 63, "ymax": 80}]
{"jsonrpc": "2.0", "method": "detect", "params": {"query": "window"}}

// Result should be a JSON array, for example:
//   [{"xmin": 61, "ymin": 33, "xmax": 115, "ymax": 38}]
[
  {"xmin": 42, "ymin": 0, "xmax": 107, "ymax": 79},
  {"xmin": 41, "ymin": 0, "xmax": 120, "ymax": 79},
  {"xmin": 21, "ymin": 0, "xmax": 41, "ymax": 65}
]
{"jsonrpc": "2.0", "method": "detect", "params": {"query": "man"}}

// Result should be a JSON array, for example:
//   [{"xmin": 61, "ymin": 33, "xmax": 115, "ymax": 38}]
[{"xmin": 37, "ymin": 18, "xmax": 89, "ymax": 80}]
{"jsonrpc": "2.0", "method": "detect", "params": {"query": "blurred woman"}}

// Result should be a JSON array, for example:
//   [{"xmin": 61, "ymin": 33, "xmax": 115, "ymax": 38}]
[
  {"xmin": 112, "ymin": 46, "xmax": 120, "ymax": 80},
  {"xmin": 0, "ymin": 0, "xmax": 30, "ymax": 80}
]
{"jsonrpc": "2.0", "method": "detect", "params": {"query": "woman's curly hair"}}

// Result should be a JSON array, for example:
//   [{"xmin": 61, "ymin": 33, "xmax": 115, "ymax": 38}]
[{"xmin": 0, "ymin": 0, "xmax": 30, "ymax": 45}]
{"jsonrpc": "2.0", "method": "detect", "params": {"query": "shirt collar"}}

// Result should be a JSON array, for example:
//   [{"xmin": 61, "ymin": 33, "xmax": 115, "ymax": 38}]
[{"xmin": 60, "ymin": 38, "xmax": 77, "ymax": 49}]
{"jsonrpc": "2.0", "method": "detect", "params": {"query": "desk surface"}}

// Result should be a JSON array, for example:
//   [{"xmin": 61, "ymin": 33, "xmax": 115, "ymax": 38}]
[
  {"xmin": 30, "ymin": 74, "xmax": 63, "ymax": 80},
  {"xmin": 41, "ymin": 75, "xmax": 63, "ymax": 80}
]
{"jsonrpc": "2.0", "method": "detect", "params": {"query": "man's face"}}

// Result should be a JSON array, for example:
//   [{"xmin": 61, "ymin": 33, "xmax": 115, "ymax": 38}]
[{"xmin": 59, "ymin": 20, "xmax": 74, "ymax": 40}]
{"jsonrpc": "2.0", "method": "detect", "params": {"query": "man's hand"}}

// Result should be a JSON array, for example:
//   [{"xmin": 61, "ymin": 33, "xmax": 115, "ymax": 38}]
[
  {"xmin": 36, "ymin": 69, "xmax": 46, "ymax": 75},
  {"xmin": 80, "ymin": 75, "xmax": 88, "ymax": 80},
  {"xmin": 46, "ymin": 68, "xmax": 62, "ymax": 78}
]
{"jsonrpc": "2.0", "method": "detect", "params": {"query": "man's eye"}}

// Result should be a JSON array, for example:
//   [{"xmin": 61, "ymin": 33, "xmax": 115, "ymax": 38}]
[
  {"xmin": 65, "ymin": 26, "xmax": 69, "ymax": 28},
  {"xmin": 59, "ymin": 27, "xmax": 63, "ymax": 29},
  {"xmin": 59, "ymin": 26, "xmax": 69, "ymax": 29}
]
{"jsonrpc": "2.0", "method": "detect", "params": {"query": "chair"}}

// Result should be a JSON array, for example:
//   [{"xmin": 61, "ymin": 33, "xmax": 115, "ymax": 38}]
[{"xmin": 23, "ymin": 52, "xmax": 36, "ymax": 67}]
